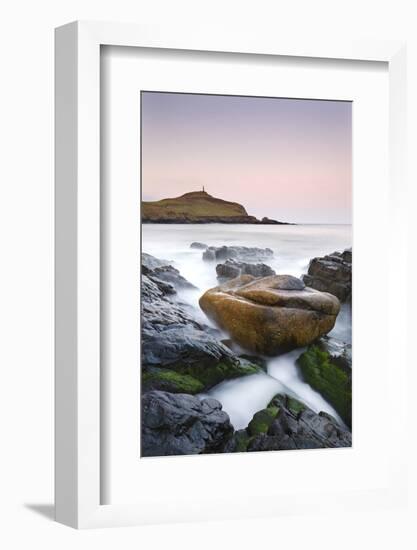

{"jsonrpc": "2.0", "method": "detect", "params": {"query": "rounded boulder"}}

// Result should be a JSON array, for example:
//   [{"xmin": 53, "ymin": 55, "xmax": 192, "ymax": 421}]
[{"xmin": 199, "ymin": 274, "xmax": 340, "ymax": 355}]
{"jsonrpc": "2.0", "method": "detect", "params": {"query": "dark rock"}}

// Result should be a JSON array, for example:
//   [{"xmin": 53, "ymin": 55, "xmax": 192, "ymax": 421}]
[
  {"xmin": 141, "ymin": 391, "xmax": 233, "ymax": 456},
  {"xmin": 142, "ymin": 288, "xmax": 235, "ymax": 369},
  {"xmin": 261, "ymin": 217, "xmax": 283, "ymax": 224},
  {"xmin": 223, "ymin": 430, "xmax": 251, "ymax": 453},
  {"xmin": 150, "ymin": 265, "xmax": 196, "ymax": 290},
  {"xmin": 144, "ymin": 216, "xmax": 292, "ymax": 225},
  {"xmin": 318, "ymin": 335, "xmax": 352, "ymax": 372},
  {"xmin": 142, "ymin": 253, "xmax": 195, "ymax": 290},
  {"xmin": 203, "ymin": 246, "xmax": 274, "ymax": 262},
  {"xmin": 141, "ymin": 254, "xmax": 261, "ymax": 391},
  {"xmin": 226, "ymin": 394, "xmax": 351, "ymax": 453},
  {"xmin": 142, "ymin": 252, "xmax": 170, "ymax": 270},
  {"xmin": 142, "ymin": 255, "xmax": 235, "ymax": 372},
  {"xmin": 190, "ymin": 242, "xmax": 208, "ymax": 250},
  {"xmin": 303, "ymin": 248, "xmax": 352, "ymax": 302},
  {"xmin": 238, "ymin": 354, "xmax": 268, "ymax": 371},
  {"xmin": 247, "ymin": 406, "xmax": 280, "ymax": 436},
  {"xmin": 216, "ymin": 259, "xmax": 276, "ymax": 280},
  {"xmin": 142, "ymin": 367, "xmax": 205, "ymax": 394},
  {"xmin": 202, "ymin": 248, "xmax": 217, "ymax": 261}
]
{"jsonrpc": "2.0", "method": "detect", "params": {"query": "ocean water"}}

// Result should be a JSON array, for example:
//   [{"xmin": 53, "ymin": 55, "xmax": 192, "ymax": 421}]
[{"xmin": 142, "ymin": 223, "xmax": 352, "ymax": 429}]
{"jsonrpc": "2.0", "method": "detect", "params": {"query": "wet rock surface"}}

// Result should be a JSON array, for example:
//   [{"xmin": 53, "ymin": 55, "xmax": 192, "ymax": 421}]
[
  {"xmin": 199, "ymin": 274, "xmax": 340, "ymax": 355},
  {"xmin": 141, "ymin": 391, "xmax": 233, "ymax": 456},
  {"xmin": 224, "ymin": 394, "xmax": 351, "ymax": 452},
  {"xmin": 202, "ymin": 245, "xmax": 273, "ymax": 262},
  {"xmin": 216, "ymin": 259, "xmax": 276, "ymax": 280},
  {"xmin": 141, "ymin": 252, "xmax": 352, "ymax": 456},
  {"xmin": 142, "ymin": 254, "xmax": 235, "ymax": 369},
  {"xmin": 297, "ymin": 341, "xmax": 352, "ymax": 428},
  {"xmin": 142, "ymin": 252, "xmax": 195, "ymax": 290},
  {"xmin": 303, "ymin": 248, "xmax": 352, "ymax": 302},
  {"xmin": 318, "ymin": 335, "xmax": 352, "ymax": 372},
  {"xmin": 142, "ymin": 254, "xmax": 261, "ymax": 391},
  {"xmin": 142, "ymin": 276, "xmax": 235, "ymax": 370},
  {"xmin": 190, "ymin": 242, "xmax": 208, "ymax": 250}
]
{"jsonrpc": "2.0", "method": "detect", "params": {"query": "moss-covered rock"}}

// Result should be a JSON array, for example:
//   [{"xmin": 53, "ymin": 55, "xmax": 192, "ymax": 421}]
[
  {"xmin": 143, "ymin": 356, "xmax": 261, "ymax": 395},
  {"xmin": 297, "ymin": 345, "xmax": 351, "ymax": 427},
  {"xmin": 171, "ymin": 359, "xmax": 261, "ymax": 391},
  {"xmin": 247, "ymin": 405, "xmax": 280, "ymax": 436},
  {"xmin": 231, "ymin": 430, "xmax": 253, "ymax": 452},
  {"xmin": 286, "ymin": 396, "xmax": 306, "ymax": 417},
  {"xmin": 142, "ymin": 368, "xmax": 204, "ymax": 394},
  {"xmin": 225, "ymin": 392, "xmax": 351, "ymax": 453}
]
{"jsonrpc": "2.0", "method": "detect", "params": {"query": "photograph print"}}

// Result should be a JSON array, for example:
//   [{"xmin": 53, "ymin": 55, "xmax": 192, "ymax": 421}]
[{"xmin": 140, "ymin": 91, "xmax": 352, "ymax": 457}]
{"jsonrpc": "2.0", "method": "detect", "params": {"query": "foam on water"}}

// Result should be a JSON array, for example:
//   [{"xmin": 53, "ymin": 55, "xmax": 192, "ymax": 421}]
[{"xmin": 201, "ymin": 373, "xmax": 285, "ymax": 430}]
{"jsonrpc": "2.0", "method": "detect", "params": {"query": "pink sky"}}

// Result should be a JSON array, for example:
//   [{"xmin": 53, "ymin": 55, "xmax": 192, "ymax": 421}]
[{"xmin": 141, "ymin": 92, "xmax": 352, "ymax": 224}]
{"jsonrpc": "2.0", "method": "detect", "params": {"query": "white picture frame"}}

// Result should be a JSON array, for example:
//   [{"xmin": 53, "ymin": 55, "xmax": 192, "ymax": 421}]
[{"xmin": 55, "ymin": 20, "xmax": 407, "ymax": 529}]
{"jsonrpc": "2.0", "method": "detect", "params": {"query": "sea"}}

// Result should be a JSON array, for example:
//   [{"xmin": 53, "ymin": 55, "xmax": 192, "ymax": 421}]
[{"xmin": 142, "ymin": 223, "xmax": 352, "ymax": 430}]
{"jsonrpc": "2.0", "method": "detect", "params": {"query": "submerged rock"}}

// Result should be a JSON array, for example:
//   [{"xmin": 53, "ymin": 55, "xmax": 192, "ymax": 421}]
[
  {"xmin": 202, "ymin": 245, "xmax": 273, "ymax": 262},
  {"xmin": 199, "ymin": 274, "xmax": 340, "ymax": 355},
  {"xmin": 141, "ymin": 391, "xmax": 233, "ymax": 456},
  {"xmin": 225, "ymin": 394, "xmax": 351, "ymax": 452},
  {"xmin": 216, "ymin": 259, "xmax": 276, "ymax": 280},
  {"xmin": 190, "ymin": 242, "xmax": 208, "ymax": 250},
  {"xmin": 297, "ymin": 344, "xmax": 352, "ymax": 428},
  {"xmin": 303, "ymin": 248, "xmax": 352, "ymax": 302}
]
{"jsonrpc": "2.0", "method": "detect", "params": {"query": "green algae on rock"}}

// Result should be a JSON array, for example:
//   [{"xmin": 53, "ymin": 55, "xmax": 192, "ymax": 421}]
[
  {"xmin": 297, "ymin": 345, "xmax": 352, "ymax": 428},
  {"xmin": 142, "ymin": 368, "xmax": 205, "ymax": 395},
  {"xmin": 171, "ymin": 359, "xmax": 261, "ymax": 391},
  {"xmin": 224, "ymin": 393, "xmax": 351, "ymax": 453},
  {"xmin": 247, "ymin": 406, "xmax": 280, "ymax": 436}
]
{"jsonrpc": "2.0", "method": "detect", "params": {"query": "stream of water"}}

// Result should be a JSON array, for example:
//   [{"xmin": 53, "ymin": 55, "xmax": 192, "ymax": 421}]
[{"xmin": 143, "ymin": 223, "xmax": 352, "ymax": 430}]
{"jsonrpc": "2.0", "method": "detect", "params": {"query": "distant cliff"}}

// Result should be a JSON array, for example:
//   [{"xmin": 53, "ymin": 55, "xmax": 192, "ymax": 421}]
[{"xmin": 142, "ymin": 191, "xmax": 292, "ymax": 224}]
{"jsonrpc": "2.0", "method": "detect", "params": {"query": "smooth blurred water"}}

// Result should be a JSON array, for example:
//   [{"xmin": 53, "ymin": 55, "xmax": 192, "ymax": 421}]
[
  {"xmin": 142, "ymin": 223, "xmax": 352, "ymax": 429},
  {"xmin": 143, "ymin": 223, "xmax": 351, "ymax": 284}
]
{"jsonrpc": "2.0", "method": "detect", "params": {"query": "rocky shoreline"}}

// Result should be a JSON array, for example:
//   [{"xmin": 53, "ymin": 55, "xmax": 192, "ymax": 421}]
[{"xmin": 141, "ymin": 245, "xmax": 352, "ymax": 457}]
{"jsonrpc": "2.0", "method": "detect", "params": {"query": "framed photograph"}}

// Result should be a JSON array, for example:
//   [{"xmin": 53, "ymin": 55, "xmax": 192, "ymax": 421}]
[{"xmin": 55, "ymin": 21, "xmax": 407, "ymax": 528}]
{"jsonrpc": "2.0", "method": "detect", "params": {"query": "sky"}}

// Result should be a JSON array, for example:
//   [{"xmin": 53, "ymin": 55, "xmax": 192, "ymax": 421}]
[{"xmin": 141, "ymin": 91, "xmax": 352, "ymax": 224}]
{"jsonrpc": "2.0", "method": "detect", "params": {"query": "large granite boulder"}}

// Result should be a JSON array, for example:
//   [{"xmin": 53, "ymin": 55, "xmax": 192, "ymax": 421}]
[
  {"xmin": 141, "ymin": 391, "xmax": 233, "ymax": 456},
  {"xmin": 224, "ymin": 394, "xmax": 351, "ymax": 453},
  {"xmin": 199, "ymin": 274, "xmax": 340, "ymax": 355},
  {"xmin": 202, "ymin": 245, "xmax": 273, "ymax": 262},
  {"xmin": 302, "ymin": 248, "xmax": 352, "ymax": 302},
  {"xmin": 216, "ymin": 259, "xmax": 276, "ymax": 280}
]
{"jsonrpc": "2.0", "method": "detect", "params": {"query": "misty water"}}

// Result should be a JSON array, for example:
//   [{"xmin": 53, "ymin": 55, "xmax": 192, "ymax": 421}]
[{"xmin": 143, "ymin": 223, "xmax": 352, "ymax": 430}]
